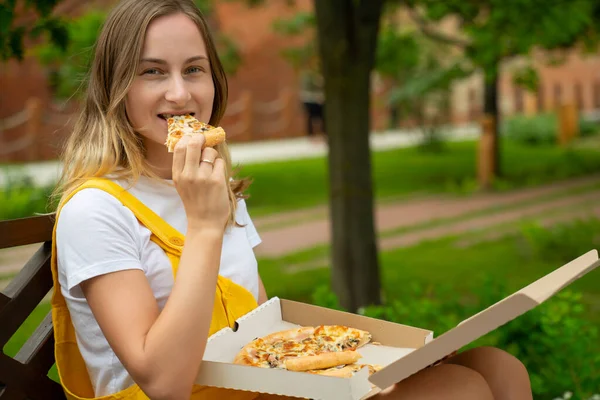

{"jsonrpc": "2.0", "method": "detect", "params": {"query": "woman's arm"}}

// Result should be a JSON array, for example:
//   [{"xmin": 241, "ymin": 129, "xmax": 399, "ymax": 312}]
[
  {"xmin": 81, "ymin": 228, "xmax": 222, "ymax": 400},
  {"xmin": 82, "ymin": 136, "xmax": 230, "ymax": 400},
  {"xmin": 258, "ymin": 274, "xmax": 268, "ymax": 305}
]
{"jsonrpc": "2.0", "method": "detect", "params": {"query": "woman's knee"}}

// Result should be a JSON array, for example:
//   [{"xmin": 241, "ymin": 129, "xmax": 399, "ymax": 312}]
[
  {"xmin": 447, "ymin": 346, "xmax": 533, "ymax": 399},
  {"xmin": 434, "ymin": 364, "xmax": 495, "ymax": 400},
  {"xmin": 455, "ymin": 346, "xmax": 529, "ymax": 377},
  {"xmin": 382, "ymin": 363, "xmax": 494, "ymax": 400}
]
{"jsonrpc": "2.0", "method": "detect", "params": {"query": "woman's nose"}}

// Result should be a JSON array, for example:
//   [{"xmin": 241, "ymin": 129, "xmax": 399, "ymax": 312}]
[{"xmin": 165, "ymin": 76, "xmax": 191, "ymax": 105}]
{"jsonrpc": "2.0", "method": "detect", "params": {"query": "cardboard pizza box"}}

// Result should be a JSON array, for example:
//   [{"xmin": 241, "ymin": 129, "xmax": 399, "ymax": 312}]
[
  {"xmin": 196, "ymin": 296, "xmax": 434, "ymax": 399},
  {"xmin": 195, "ymin": 249, "xmax": 600, "ymax": 400}
]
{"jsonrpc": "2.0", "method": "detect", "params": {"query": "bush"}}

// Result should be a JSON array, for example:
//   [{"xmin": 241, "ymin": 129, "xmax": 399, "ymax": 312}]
[
  {"xmin": 311, "ymin": 279, "xmax": 599, "ymax": 400},
  {"xmin": 518, "ymin": 218, "xmax": 600, "ymax": 265},
  {"xmin": 502, "ymin": 113, "xmax": 558, "ymax": 146},
  {"xmin": 0, "ymin": 171, "xmax": 55, "ymax": 220},
  {"xmin": 579, "ymin": 118, "xmax": 600, "ymax": 137}
]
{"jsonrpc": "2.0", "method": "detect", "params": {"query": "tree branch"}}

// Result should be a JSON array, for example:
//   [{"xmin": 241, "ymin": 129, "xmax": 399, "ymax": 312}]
[{"xmin": 407, "ymin": 8, "xmax": 472, "ymax": 49}]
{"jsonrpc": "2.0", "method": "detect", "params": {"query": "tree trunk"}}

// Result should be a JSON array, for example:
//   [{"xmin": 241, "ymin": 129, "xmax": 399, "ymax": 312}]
[
  {"xmin": 314, "ymin": 0, "xmax": 384, "ymax": 312},
  {"xmin": 483, "ymin": 67, "xmax": 500, "ymax": 177}
]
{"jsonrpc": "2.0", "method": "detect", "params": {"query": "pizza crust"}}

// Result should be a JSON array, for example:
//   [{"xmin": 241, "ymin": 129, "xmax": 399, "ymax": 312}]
[
  {"xmin": 285, "ymin": 350, "xmax": 362, "ymax": 372},
  {"xmin": 165, "ymin": 114, "xmax": 226, "ymax": 152}
]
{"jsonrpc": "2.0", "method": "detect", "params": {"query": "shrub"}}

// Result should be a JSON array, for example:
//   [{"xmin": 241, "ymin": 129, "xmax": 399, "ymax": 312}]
[
  {"xmin": 311, "ymin": 279, "xmax": 599, "ymax": 399},
  {"xmin": 517, "ymin": 218, "xmax": 600, "ymax": 265},
  {"xmin": 0, "ymin": 172, "xmax": 55, "ymax": 220},
  {"xmin": 579, "ymin": 118, "xmax": 600, "ymax": 137},
  {"xmin": 502, "ymin": 113, "xmax": 558, "ymax": 146}
]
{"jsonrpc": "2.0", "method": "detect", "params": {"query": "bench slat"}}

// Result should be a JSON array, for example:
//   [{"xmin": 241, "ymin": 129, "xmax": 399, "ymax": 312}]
[
  {"xmin": 14, "ymin": 312, "xmax": 55, "ymax": 373},
  {"xmin": 0, "ymin": 214, "xmax": 55, "ymax": 250},
  {"xmin": 0, "ymin": 243, "xmax": 53, "ymax": 346},
  {"xmin": 0, "ymin": 355, "xmax": 65, "ymax": 400},
  {"xmin": 0, "ymin": 293, "xmax": 8, "ymax": 310},
  {"xmin": 0, "ymin": 384, "xmax": 26, "ymax": 400}
]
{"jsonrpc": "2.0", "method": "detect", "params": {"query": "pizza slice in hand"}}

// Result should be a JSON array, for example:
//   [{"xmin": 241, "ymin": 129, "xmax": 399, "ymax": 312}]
[{"xmin": 164, "ymin": 114, "xmax": 226, "ymax": 152}]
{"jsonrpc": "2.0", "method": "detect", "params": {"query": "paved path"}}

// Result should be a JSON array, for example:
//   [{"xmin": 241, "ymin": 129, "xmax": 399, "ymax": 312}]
[
  {"xmin": 253, "ymin": 174, "xmax": 600, "ymax": 257},
  {"xmin": 1, "ymin": 173, "xmax": 599, "ymax": 288}
]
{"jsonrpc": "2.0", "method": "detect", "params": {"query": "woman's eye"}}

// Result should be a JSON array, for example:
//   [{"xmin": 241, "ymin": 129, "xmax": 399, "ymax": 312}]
[
  {"xmin": 186, "ymin": 66, "xmax": 204, "ymax": 74},
  {"xmin": 142, "ymin": 68, "xmax": 161, "ymax": 75}
]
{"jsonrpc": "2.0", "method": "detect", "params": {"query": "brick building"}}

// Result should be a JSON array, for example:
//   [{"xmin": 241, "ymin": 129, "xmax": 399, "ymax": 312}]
[{"xmin": 1, "ymin": 0, "xmax": 599, "ymax": 163}]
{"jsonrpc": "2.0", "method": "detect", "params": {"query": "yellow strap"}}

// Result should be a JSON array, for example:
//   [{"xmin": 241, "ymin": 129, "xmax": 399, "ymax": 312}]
[{"xmin": 73, "ymin": 178, "xmax": 186, "ymax": 252}]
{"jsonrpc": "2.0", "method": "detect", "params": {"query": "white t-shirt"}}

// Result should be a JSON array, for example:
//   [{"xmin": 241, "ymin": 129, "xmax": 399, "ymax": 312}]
[{"xmin": 55, "ymin": 176, "xmax": 261, "ymax": 396}]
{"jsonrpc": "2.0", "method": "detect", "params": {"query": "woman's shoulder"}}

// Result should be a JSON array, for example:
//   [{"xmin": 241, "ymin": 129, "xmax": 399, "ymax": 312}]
[{"xmin": 57, "ymin": 187, "xmax": 139, "ymax": 237}]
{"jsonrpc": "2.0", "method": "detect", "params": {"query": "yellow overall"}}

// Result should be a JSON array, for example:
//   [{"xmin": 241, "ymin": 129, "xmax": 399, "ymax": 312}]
[{"xmin": 50, "ymin": 178, "xmax": 287, "ymax": 400}]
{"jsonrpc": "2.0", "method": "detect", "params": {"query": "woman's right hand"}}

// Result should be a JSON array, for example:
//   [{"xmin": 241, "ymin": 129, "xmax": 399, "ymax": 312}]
[{"xmin": 172, "ymin": 134, "xmax": 230, "ymax": 232}]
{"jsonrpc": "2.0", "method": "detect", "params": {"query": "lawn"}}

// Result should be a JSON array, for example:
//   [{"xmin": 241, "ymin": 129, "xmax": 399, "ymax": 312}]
[
  {"xmin": 258, "ymin": 218, "xmax": 600, "ymax": 324},
  {"xmin": 2, "ymin": 138, "xmax": 600, "ymax": 220},
  {"xmin": 4, "ymin": 218, "xmax": 599, "ymax": 397},
  {"xmin": 240, "ymin": 139, "xmax": 600, "ymax": 216}
]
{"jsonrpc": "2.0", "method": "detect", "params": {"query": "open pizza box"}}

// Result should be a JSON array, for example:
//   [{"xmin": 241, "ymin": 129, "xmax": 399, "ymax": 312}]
[{"xmin": 195, "ymin": 250, "xmax": 600, "ymax": 400}]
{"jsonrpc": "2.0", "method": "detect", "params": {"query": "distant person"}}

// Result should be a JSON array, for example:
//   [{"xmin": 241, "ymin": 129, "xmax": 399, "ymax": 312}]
[
  {"xmin": 299, "ymin": 66, "xmax": 326, "ymax": 142},
  {"xmin": 48, "ymin": 0, "xmax": 534, "ymax": 399}
]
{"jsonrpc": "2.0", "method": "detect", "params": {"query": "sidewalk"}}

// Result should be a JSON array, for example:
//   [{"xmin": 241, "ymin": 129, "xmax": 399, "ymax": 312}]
[
  {"xmin": 0, "ymin": 124, "xmax": 479, "ymax": 187},
  {"xmin": 253, "ymin": 174, "xmax": 600, "ymax": 257},
  {"xmin": 1, "ymin": 173, "xmax": 599, "ymax": 282}
]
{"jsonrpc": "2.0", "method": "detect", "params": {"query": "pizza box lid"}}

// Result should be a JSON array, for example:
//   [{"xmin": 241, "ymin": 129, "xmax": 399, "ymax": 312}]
[
  {"xmin": 197, "ymin": 295, "xmax": 434, "ymax": 399},
  {"xmin": 368, "ymin": 249, "xmax": 600, "ymax": 390}
]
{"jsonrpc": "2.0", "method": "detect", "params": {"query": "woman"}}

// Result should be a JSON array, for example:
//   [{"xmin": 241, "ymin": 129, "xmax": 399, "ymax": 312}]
[{"xmin": 51, "ymin": 0, "xmax": 533, "ymax": 399}]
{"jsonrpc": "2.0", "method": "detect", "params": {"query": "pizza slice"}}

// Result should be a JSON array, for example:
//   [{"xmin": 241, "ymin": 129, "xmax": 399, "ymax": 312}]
[
  {"xmin": 164, "ymin": 114, "xmax": 226, "ymax": 152},
  {"xmin": 308, "ymin": 363, "xmax": 383, "ymax": 378},
  {"xmin": 233, "ymin": 325, "xmax": 373, "ymax": 373}
]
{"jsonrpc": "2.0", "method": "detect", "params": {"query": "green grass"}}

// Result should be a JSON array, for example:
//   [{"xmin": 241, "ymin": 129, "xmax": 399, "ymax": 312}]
[
  {"xmin": 239, "ymin": 140, "xmax": 600, "ymax": 216},
  {"xmin": 3, "ymin": 139, "xmax": 600, "ymax": 220},
  {"xmin": 4, "ymin": 218, "xmax": 598, "ymax": 388},
  {"xmin": 258, "ymin": 219, "xmax": 600, "ymax": 324}
]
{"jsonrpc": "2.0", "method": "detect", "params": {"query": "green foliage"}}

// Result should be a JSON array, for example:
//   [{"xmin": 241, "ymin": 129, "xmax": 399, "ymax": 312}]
[
  {"xmin": 215, "ymin": 33, "xmax": 243, "ymax": 75},
  {"xmin": 518, "ymin": 218, "xmax": 600, "ymax": 265},
  {"xmin": 312, "ymin": 278, "xmax": 599, "ymax": 399},
  {"xmin": 31, "ymin": 3, "xmax": 243, "ymax": 100},
  {"xmin": 0, "ymin": 0, "xmax": 69, "ymax": 61},
  {"xmin": 580, "ymin": 118, "xmax": 600, "ymax": 137},
  {"xmin": 32, "ymin": 10, "xmax": 106, "ymax": 100},
  {"xmin": 491, "ymin": 289, "xmax": 600, "ymax": 400},
  {"xmin": 502, "ymin": 113, "xmax": 558, "ymax": 146},
  {"xmin": 410, "ymin": 0, "xmax": 600, "ymax": 79},
  {"xmin": 0, "ymin": 172, "xmax": 54, "ymax": 220},
  {"xmin": 375, "ymin": 28, "xmax": 420, "ymax": 79},
  {"xmin": 502, "ymin": 113, "xmax": 600, "ymax": 147},
  {"xmin": 271, "ymin": 11, "xmax": 316, "ymax": 70},
  {"xmin": 377, "ymin": 27, "xmax": 469, "ymax": 147},
  {"xmin": 512, "ymin": 63, "xmax": 540, "ymax": 92}
]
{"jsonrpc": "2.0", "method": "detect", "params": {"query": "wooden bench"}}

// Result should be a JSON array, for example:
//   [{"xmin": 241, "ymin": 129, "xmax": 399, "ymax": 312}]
[{"xmin": 0, "ymin": 214, "xmax": 66, "ymax": 399}]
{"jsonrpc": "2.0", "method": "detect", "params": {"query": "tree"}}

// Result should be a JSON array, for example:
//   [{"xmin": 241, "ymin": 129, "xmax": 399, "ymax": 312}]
[
  {"xmin": 0, "ymin": 0, "xmax": 69, "ymax": 61},
  {"xmin": 405, "ymin": 0, "xmax": 599, "ymax": 178},
  {"xmin": 312, "ymin": 1, "xmax": 386, "ymax": 312},
  {"xmin": 268, "ymin": 1, "xmax": 387, "ymax": 311},
  {"xmin": 375, "ymin": 26, "xmax": 470, "ymax": 147}
]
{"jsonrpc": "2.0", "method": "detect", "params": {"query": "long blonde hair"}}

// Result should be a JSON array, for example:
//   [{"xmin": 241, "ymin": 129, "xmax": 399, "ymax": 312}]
[{"xmin": 52, "ymin": 0, "xmax": 250, "ymax": 226}]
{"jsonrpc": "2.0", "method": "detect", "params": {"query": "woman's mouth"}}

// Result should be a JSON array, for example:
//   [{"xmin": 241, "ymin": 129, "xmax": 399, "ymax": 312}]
[{"xmin": 157, "ymin": 112, "xmax": 195, "ymax": 120}]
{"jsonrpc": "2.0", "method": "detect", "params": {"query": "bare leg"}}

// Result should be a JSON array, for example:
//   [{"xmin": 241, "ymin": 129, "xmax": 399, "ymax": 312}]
[
  {"xmin": 444, "ymin": 346, "xmax": 533, "ymax": 400},
  {"xmin": 373, "ymin": 363, "xmax": 495, "ymax": 400}
]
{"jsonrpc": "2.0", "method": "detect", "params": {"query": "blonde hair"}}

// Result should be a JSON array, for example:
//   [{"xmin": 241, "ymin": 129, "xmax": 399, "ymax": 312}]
[{"xmin": 52, "ymin": 0, "xmax": 250, "ymax": 226}]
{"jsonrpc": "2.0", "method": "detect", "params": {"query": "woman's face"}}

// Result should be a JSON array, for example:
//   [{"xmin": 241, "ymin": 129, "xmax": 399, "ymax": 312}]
[{"xmin": 126, "ymin": 12, "xmax": 215, "ymax": 168}]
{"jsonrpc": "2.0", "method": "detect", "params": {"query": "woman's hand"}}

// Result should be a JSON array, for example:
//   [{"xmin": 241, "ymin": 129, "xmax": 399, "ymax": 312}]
[{"xmin": 172, "ymin": 134, "xmax": 230, "ymax": 232}]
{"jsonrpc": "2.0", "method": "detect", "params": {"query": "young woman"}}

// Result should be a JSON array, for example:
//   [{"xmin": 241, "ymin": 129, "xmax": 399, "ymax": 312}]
[{"xmin": 51, "ymin": 0, "xmax": 534, "ymax": 399}]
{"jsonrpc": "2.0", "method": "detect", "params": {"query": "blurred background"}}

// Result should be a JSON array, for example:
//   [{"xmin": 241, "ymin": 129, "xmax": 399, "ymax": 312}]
[{"xmin": 1, "ymin": 0, "xmax": 600, "ymax": 399}]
